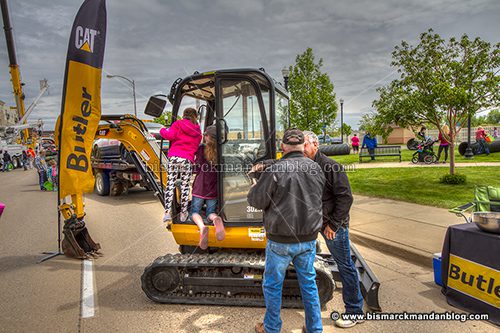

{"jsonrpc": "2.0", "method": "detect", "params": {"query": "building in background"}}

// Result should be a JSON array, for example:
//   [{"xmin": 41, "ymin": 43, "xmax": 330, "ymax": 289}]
[{"xmin": 386, "ymin": 125, "xmax": 415, "ymax": 144}]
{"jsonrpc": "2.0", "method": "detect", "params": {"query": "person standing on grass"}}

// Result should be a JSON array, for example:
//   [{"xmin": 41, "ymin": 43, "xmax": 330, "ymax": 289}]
[
  {"xmin": 303, "ymin": 131, "xmax": 364, "ymax": 329},
  {"xmin": 493, "ymin": 127, "xmax": 498, "ymax": 140},
  {"xmin": 351, "ymin": 134, "xmax": 360, "ymax": 154},
  {"xmin": 417, "ymin": 126, "xmax": 429, "ymax": 141},
  {"xmin": 361, "ymin": 132, "xmax": 377, "ymax": 161},
  {"xmin": 436, "ymin": 125, "xmax": 450, "ymax": 164},
  {"xmin": 248, "ymin": 128, "xmax": 325, "ymax": 333}
]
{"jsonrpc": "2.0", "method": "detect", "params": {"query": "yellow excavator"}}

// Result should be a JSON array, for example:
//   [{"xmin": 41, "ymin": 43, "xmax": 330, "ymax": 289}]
[{"xmin": 59, "ymin": 68, "xmax": 381, "ymax": 310}]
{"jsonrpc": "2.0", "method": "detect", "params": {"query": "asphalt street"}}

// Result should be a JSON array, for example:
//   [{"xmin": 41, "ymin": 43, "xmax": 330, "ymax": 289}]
[{"xmin": 0, "ymin": 169, "xmax": 495, "ymax": 333}]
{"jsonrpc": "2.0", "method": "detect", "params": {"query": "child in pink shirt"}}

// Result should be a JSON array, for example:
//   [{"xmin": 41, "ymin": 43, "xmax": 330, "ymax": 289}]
[{"xmin": 160, "ymin": 107, "xmax": 202, "ymax": 222}]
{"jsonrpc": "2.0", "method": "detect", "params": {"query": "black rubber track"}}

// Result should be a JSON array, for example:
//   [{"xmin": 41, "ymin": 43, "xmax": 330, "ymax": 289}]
[{"xmin": 141, "ymin": 252, "xmax": 334, "ymax": 308}]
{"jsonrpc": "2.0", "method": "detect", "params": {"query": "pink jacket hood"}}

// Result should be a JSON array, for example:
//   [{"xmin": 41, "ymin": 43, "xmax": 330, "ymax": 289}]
[{"xmin": 160, "ymin": 118, "xmax": 202, "ymax": 163}]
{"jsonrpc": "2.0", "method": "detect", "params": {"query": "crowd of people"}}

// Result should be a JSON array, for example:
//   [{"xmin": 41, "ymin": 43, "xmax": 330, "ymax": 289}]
[
  {"xmin": 347, "ymin": 124, "xmax": 498, "ymax": 162},
  {"xmin": 1, "ymin": 147, "xmax": 58, "ymax": 192},
  {"xmin": 158, "ymin": 108, "xmax": 363, "ymax": 332}
]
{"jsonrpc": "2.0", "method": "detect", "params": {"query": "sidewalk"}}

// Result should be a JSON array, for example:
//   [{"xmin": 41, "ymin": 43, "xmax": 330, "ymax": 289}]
[
  {"xmin": 353, "ymin": 161, "xmax": 500, "ymax": 169},
  {"xmin": 348, "ymin": 195, "xmax": 465, "ymax": 267}
]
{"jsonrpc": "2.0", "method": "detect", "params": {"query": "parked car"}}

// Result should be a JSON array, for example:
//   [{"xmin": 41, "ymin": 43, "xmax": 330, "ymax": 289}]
[{"xmin": 318, "ymin": 134, "xmax": 342, "ymax": 144}]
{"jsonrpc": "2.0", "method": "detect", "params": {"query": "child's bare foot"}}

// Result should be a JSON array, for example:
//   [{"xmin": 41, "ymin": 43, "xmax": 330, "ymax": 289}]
[
  {"xmin": 209, "ymin": 214, "xmax": 225, "ymax": 241},
  {"xmin": 199, "ymin": 226, "xmax": 209, "ymax": 250}
]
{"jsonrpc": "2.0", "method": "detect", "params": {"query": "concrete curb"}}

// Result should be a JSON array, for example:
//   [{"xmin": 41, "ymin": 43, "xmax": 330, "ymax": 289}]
[{"xmin": 349, "ymin": 229, "xmax": 434, "ymax": 269}]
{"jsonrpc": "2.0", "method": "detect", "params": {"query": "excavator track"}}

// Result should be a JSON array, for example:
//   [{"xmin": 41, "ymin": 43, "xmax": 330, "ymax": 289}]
[{"xmin": 141, "ymin": 252, "xmax": 334, "ymax": 308}]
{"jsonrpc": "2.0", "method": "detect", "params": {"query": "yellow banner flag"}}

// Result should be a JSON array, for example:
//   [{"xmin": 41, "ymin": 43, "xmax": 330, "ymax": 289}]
[{"xmin": 57, "ymin": 0, "xmax": 106, "ymax": 199}]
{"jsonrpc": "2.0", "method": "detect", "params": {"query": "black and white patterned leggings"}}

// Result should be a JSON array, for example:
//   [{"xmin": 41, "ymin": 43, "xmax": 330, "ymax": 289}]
[{"xmin": 164, "ymin": 156, "xmax": 192, "ymax": 214}]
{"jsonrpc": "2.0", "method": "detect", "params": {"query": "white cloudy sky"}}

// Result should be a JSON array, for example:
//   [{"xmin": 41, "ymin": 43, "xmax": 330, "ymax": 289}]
[{"xmin": 1, "ymin": 0, "xmax": 499, "ymax": 130}]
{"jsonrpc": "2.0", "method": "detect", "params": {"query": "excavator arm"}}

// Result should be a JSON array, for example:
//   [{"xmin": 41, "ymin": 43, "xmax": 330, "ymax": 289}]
[
  {"xmin": 95, "ymin": 115, "xmax": 168, "ymax": 204},
  {"xmin": 60, "ymin": 114, "xmax": 168, "ymax": 258}
]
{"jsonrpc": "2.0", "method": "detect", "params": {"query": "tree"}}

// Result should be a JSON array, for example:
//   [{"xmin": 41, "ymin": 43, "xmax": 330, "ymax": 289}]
[
  {"xmin": 471, "ymin": 109, "xmax": 500, "ymax": 126},
  {"xmin": 487, "ymin": 109, "xmax": 500, "ymax": 124},
  {"xmin": 341, "ymin": 123, "xmax": 353, "ymax": 138},
  {"xmin": 287, "ymin": 48, "xmax": 338, "ymax": 133},
  {"xmin": 358, "ymin": 112, "xmax": 394, "ymax": 143},
  {"xmin": 373, "ymin": 29, "xmax": 500, "ymax": 174},
  {"xmin": 153, "ymin": 110, "xmax": 173, "ymax": 126}
]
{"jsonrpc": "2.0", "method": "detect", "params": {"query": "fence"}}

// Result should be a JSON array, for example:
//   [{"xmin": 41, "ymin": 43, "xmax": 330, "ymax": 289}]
[{"xmin": 428, "ymin": 126, "xmax": 497, "ymax": 143}]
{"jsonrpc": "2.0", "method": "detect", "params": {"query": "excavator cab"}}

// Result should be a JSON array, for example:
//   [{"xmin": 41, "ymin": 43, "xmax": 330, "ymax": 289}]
[{"xmin": 145, "ymin": 69, "xmax": 289, "ymax": 250}]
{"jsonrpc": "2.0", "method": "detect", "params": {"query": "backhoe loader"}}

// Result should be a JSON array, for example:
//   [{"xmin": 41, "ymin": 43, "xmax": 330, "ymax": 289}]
[{"xmin": 59, "ymin": 68, "xmax": 381, "ymax": 310}]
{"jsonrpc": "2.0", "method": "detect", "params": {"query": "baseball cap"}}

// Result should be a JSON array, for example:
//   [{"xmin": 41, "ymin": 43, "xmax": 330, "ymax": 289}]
[{"xmin": 282, "ymin": 128, "xmax": 304, "ymax": 145}]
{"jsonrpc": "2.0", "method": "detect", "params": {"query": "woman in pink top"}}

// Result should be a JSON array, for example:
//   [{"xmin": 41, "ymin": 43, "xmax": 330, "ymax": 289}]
[
  {"xmin": 160, "ymin": 107, "xmax": 202, "ymax": 222},
  {"xmin": 351, "ymin": 134, "xmax": 360, "ymax": 154},
  {"xmin": 436, "ymin": 125, "xmax": 450, "ymax": 163}
]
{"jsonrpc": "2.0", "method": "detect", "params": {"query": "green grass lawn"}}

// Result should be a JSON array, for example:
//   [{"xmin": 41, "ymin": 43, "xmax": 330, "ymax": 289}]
[
  {"xmin": 329, "ymin": 146, "xmax": 500, "ymax": 165},
  {"xmin": 346, "ymin": 166, "xmax": 500, "ymax": 209}
]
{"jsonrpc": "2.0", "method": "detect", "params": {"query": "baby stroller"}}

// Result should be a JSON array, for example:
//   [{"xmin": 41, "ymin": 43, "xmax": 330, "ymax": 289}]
[{"xmin": 411, "ymin": 138, "xmax": 438, "ymax": 164}]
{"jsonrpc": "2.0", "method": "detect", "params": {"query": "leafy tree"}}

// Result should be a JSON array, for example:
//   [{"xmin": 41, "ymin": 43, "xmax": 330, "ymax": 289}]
[
  {"xmin": 486, "ymin": 109, "xmax": 500, "ymax": 124},
  {"xmin": 358, "ymin": 112, "xmax": 394, "ymax": 144},
  {"xmin": 341, "ymin": 123, "xmax": 353, "ymax": 138},
  {"xmin": 471, "ymin": 109, "xmax": 500, "ymax": 126},
  {"xmin": 153, "ymin": 110, "xmax": 173, "ymax": 126},
  {"xmin": 287, "ymin": 48, "xmax": 338, "ymax": 133},
  {"xmin": 373, "ymin": 29, "xmax": 499, "ymax": 174},
  {"xmin": 471, "ymin": 114, "xmax": 488, "ymax": 127}
]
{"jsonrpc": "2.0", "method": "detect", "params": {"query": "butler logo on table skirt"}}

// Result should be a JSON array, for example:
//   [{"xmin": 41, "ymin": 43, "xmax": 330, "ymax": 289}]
[{"xmin": 448, "ymin": 254, "xmax": 500, "ymax": 308}]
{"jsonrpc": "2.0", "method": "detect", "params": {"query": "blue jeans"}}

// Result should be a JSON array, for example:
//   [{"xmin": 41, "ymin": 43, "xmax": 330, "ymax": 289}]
[
  {"xmin": 477, "ymin": 138, "xmax": 490, "ymax": 154},
  {"xmin": 321, "ymin": 226, "xmax": 364, "ymax": 314},
  {"xmin": 190, "ymin": 196, "xmax": 217, "ymax": 218},
  {"xmin": 367, "ymin": 148, "xmax": 375, "ymax": 160},
  {"xmin": 38, "ymin": 170, "xmax": 47, "ymax": 190},
  {"xmin": 263, "ymin": 240, "xmax": 322, "ymax": 333}
]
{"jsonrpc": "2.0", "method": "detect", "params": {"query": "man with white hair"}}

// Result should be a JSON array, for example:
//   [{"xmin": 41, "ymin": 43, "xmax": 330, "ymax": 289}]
[
  {"xmin": 248, "ymin": 128, "xmax": 325, "ymax": 333},
  {"xmin": 303, "ymin": 131, "xmax": 364, "ymax": 328}
]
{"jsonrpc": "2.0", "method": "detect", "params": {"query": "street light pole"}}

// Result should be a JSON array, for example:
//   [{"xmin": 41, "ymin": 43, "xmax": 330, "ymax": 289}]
[
  {"xmin": 106, "ymin": 74, "xmax": 137, "ymax": 117},
  {"xmin": 464, "ymin": 112, "xmax": 474, "ymax": 159},
  {"xmin": 281, "ymin": 67, "xmax": 291, "ymax": 128},
  {"xmin": 340, "ymin": 98, "xmax": 344, "ymax": 144},
  {"xmin": 281, "ymin": 66, "xmax": 289, "ymax": 91}
]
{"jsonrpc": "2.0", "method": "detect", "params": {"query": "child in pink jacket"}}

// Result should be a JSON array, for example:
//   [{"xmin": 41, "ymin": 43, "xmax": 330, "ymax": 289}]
[{"xmin": 160, "ymin": 107, "xmax": 202, "ymax": 222}]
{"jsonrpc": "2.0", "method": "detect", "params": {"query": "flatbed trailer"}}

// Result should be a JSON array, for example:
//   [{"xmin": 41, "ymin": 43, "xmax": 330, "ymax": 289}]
[{"xmin": 91, "ymin": 158, "xmax": 145, "ymax": 196}]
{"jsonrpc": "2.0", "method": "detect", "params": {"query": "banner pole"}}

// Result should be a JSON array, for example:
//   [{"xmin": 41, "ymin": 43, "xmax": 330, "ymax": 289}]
[{"xmin": 37, "ymin": 158, "xmax": 63, "ymax": 264}]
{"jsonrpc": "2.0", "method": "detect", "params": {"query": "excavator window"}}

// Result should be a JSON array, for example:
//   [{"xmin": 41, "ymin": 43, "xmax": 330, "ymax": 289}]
[
  {"xmin": 275, "ymin": 92, "xmax": 289, "ymax": 155},
  {"xmin": 218, "ymin": 78, "xmax": 269, "ymax": 222}
]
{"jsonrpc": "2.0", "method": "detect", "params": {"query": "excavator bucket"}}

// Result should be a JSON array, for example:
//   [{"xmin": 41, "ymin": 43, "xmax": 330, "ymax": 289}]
[{"xmin": 61, "ymin": 217, "xmax": 101, "ymax": 259}]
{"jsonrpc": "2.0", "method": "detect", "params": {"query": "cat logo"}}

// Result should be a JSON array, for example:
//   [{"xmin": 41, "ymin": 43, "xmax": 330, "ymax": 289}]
[{"xmin": 74, "ymin": 26, "xmax": 98, "ymax": 53}]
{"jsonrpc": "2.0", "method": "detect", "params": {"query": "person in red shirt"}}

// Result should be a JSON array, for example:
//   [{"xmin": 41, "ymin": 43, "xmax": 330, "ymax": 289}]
[
  {"xmin": 351, "ymin": 134, "xmax": 360, "ymax": 154},
  {"xmin": 26, "ymin": 148, "xmax": 35, "ymax": 169},
  {"xmin": 475, "ymin": 126, "xmax": 490, "ymax": 155}
]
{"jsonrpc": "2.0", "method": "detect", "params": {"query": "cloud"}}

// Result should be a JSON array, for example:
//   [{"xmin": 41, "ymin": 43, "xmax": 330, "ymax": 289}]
[{"xmin": 1, "ymin": 0, "xmax": 499, "ymax": 130}]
